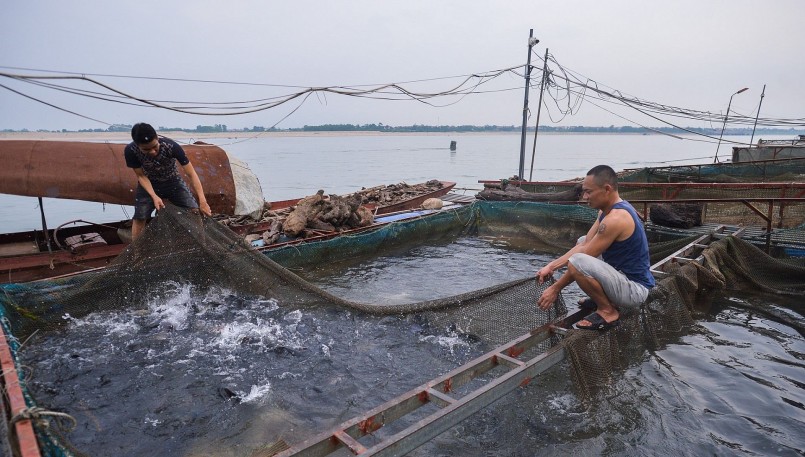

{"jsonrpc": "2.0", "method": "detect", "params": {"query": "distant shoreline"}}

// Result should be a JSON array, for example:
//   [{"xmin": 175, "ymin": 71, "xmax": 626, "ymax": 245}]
[{"xmin": 0, "ymin": 130, "xmax": 771, "ymax": 142}]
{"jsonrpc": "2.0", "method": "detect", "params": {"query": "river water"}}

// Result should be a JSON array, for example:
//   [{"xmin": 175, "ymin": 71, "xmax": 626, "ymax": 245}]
[
  {"xmin": 0, "ymin": 132, "xmax": 782, "ymax": 232},
  {"xmin": 5, "ymin": 133, "xmax": 805, "ymax": 455}
]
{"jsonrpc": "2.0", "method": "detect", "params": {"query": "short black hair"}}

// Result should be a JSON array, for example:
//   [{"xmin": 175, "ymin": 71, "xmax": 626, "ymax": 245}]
[
  {"xmin": 587, "ymin": 165, "xmax": 618, "ymax": 189},
  {"xmin": 131, "ymin": 123, "xmax": 157, "ymax": 145}
]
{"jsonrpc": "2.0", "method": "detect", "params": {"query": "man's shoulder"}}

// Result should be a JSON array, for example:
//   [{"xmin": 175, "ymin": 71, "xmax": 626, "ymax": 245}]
[
  {"xmin": 124, "ymin": 142, "xmax": 141, "ymax": 167},
  {"xmin": 601, "ymin": 207, "xmax": 635, "ymax": 233},
  {"xmin": 603, "ymin": 206, "xmax": 632, "ymax": 221},
  {"xmin": 160, "ymin": 137, "xmax": 189, "ymax": 164}
]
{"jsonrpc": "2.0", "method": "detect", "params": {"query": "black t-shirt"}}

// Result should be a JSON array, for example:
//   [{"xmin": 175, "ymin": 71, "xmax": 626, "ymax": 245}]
[{"xmin": 124, "ymin": 137, "xmax": 190, "ymax": 183}]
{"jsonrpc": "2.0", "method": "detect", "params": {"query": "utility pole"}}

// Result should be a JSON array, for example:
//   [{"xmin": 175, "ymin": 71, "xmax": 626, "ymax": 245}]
[
  {"xmin": 714, "ymin": 87, "xmax": 749, "ymax": 163},
  {"xmin": 528, "ymin": 48, "xmax": 549, "ymax": 182},
  {"xmin": 518, "ymin": 29, "xmax": 539, "ymax": 180},
  {"xmin": 748, "ymin": 84, "xmax": 766, "ymax": 148}
]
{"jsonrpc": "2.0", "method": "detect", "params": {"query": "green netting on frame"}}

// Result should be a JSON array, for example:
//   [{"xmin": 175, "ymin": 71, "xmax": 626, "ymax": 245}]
[{"xmin": 1, "ymin": 199, "xmax": 804, "ymax": 456}]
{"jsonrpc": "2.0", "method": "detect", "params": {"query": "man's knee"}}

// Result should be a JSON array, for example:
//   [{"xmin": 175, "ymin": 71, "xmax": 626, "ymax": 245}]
[{"xmin": 568, "ymin": 253, "xmax": 595, "ymax": 275}]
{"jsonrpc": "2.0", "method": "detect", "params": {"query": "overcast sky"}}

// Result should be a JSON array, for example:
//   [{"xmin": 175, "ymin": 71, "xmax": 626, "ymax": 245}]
[{"xmin": 2, "ymin": 0, "xmax": 804, "ymax": 131}]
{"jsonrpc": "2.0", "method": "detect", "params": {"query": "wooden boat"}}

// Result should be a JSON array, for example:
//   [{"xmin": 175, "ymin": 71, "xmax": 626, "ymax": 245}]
[
  {"xmin": 0, "ymin": 181, "xmax": 455, "ymax": 284},
  {"xmin": 0, "ymin": 139, "xmax": 456, "ymax": 283}
]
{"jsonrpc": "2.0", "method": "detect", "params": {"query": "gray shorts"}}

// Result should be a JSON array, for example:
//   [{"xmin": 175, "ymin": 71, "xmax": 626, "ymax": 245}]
[
  {"xmin": 568, "ymin": 253, "xmax": 649, "ymax": 309},
  {"xmin": 133, "ymin": 179, "xmax": 198, "ymax": 219}
]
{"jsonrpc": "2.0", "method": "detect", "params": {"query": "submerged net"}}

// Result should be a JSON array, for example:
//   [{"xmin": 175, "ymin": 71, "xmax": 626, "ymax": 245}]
[{"xmin": 1, "ymin": 200, "xmax": 804, "ymax": 455}]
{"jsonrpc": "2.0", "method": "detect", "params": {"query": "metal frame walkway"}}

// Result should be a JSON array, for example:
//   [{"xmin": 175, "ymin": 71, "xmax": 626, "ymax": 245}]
[{"xmin": 274, "ymin": 308, "xmax": 587, "ymax": 457}]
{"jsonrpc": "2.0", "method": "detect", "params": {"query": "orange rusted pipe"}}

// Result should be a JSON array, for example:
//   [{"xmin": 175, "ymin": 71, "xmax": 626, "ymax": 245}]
[{"xmin": 0, "ymin": 140, "xmax": 240, "ymax": 215}]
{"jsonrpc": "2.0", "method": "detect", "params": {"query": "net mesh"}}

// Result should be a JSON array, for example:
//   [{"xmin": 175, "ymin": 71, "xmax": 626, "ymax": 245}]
[
  {"xmin": 1, "ymin": 200, "xmax": 804, "ymax": 455},
  {"xmin": 619, "ymin": 158, "xmax": 805, "ymax": 183},
  {"xmin": 519, "ymin": 180, "xmax": 805, "ymax": 228},
  {"xmin": 562, "ymin": 234, "xmax": 805, "ymax": 400}
]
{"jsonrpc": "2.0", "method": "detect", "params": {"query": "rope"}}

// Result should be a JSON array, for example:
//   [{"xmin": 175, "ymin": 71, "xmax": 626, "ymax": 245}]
[
  {"xmin": 8, "ymin": 407, "xmax": 78, "ymax": 457},
  {"xmin": 9, "ymin": 407, "xmax": 77, "ymax": 432}
]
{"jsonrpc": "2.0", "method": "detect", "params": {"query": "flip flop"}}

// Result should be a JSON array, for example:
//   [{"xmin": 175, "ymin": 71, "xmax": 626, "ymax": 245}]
[
  {"xmin": 575, "ymin": 311, "xmax": 619, "ymax": 330},
  {"xmin": 578, "ymin": 298, "xmax": 597, "ymax": 311}
]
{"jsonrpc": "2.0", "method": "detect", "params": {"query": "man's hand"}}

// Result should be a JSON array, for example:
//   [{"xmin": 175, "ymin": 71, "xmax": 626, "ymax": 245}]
[
  {"xmin": 199, "ymin": 200, "xmax": 212, "ymax": 216},
  {"xmin": 536, "ymin": 265, "xmax": 553, "ymax": 284},
  {"xmin": 537, "ymin": 284, "xmax": 559, "ymax": 310},
  {"xmin": 152, "ymin": 196, "xmax": 165, "ymax": 211}
]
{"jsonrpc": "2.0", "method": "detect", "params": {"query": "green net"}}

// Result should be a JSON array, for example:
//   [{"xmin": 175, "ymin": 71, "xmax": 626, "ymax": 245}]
[
  {"xmin": 517, "ymin": 181, "xmax": 805, "ymax": 229},
  {"xmin": 619, "ymin": 158, "xmax": 805, "ymax": 183},
  {"xmin": 1, "ymin": 200, "xmax": 804, "ymax": 455}
]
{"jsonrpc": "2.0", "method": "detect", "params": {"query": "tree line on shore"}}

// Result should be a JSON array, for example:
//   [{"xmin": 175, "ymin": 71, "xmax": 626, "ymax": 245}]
[{"xmin": 3, "ymin": 123, "xmax": 803, "ymax": 136}]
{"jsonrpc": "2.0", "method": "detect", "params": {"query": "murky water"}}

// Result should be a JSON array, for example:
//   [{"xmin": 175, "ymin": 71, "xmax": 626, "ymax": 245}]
[{"xmin": 17, "ymin": 232, "xmax": 805, "ymax": 456}]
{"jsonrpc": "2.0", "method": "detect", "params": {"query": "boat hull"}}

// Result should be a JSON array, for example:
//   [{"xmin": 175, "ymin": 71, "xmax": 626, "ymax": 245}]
[{"xmin": 0, "ymin": 182, "xmax": 455, "ymax": 284}]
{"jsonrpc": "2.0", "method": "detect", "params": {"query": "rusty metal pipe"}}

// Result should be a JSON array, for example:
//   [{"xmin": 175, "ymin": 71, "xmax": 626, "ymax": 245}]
[{"xmin": 0, "ymin": 140, "xmax": 240, "ymax": 215}]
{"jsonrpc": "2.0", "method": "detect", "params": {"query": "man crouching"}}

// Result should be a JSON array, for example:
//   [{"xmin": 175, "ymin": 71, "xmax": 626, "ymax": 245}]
[{"xmin": 536, "ymin": 165, "xmax": 655, "ymax": 329}]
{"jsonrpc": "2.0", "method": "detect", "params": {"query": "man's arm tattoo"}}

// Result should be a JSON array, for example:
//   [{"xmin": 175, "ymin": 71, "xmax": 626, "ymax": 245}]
[{"xmin": 597, "ymin": 222, "xmax": 607, "ymax": 234}]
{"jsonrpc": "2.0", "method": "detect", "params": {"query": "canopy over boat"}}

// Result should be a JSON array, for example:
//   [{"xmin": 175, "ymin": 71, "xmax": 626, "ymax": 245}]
[{"xmin": 0, "ymin": 140, "xmax": 264, "ymax": 217}]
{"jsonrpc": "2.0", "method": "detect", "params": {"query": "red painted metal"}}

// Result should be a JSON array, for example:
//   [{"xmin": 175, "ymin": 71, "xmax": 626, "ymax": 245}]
[
  {"xmin": 358, "ymin": 416, "xmax": 381, "ymax": 435},
  {"xmin": 479, "ymin": 180, "xmax": 805, "ymax": 190},
  {"xmin": 0, "ymin": 140, "xmax": 237, "ymax": 215},
  {"xmin": 369, "ymin": 182, "xmax": 455, "ymax": 214},
  {"xmin": 505, "ymin": 345, "xmax": 525, "ymax": 359},
  {"xmin": 0, "ymin": 327, "xmax": 41, "ymax": 457}
]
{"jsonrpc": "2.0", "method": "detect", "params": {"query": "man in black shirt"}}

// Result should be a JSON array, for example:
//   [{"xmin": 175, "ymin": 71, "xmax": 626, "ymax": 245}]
[{"xmin": 124, "ymin": 123, "xmax": 212, "ymax": 239}]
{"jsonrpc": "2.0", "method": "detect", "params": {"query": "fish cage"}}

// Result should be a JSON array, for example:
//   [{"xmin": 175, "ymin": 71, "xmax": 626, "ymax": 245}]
[{"xmin": 1, "ymin": 201, "xmax": 803, "ymax": 456}]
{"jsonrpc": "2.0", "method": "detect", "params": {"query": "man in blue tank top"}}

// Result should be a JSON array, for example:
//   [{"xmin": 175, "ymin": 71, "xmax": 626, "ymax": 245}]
[{"xmin": 536, "ymin": 165, "xmax": 655, "ymax": 329}]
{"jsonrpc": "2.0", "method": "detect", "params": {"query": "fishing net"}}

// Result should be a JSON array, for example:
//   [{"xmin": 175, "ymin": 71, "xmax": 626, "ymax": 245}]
[
  {"xmin": 1, "ymin": 200, "xmax": 804, "ymax": 456},
  {"xmin": 619, "ymin": 157, "xmax": 805, "ymax": 183},
  {"xmin": 1, "ymin": 203, "xmax": 568, "ymax": 346},
  {"xmin": 562, "ymin": 234, "xmax": 805, "ymax": 400},
  {"xmin": 517, "ymin": 179, "xmax": 805, "ymax": 228}
]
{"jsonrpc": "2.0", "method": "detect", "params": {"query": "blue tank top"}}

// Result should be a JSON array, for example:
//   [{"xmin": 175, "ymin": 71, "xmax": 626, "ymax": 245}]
[{"xmin": 599, "ymin": 201, "xmax": 655, "ymax": 289}]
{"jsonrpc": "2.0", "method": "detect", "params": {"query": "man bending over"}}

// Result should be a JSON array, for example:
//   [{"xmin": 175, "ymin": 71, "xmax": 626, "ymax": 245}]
[{"xmin": 125, "ymin": 123, "xmax": 212, "ymax": 239}]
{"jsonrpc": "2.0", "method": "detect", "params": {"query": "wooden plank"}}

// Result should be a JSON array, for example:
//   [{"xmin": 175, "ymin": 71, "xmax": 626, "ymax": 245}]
[{"xmin": 0, "ymin": 327, "xmax": 42, "ymax": 457}]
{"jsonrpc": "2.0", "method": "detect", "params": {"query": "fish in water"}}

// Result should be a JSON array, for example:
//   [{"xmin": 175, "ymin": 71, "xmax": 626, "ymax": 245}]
[{"xmin": 217, "ymin": 386, "xmax": 241, "ymax": 403}]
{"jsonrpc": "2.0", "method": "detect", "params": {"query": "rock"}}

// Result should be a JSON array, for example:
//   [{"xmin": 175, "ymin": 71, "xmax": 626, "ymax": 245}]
[
  {"xmin": 244, "ymin": 234, "xmax": 262, "ymax": 244},
  {"xmin": 422, "ymin": 198, "xmax": 443, "ymax": 210},
  {"xmin": 283, "ymin": 190, "xmax": 325, "ymax": 236},
  {"xmin": 354, "ymin": 206, "xmax": 374, "ymax": 227},
  {"xmin": 308, "ymin": 218, "xmax": 336, "ymax": 232}
]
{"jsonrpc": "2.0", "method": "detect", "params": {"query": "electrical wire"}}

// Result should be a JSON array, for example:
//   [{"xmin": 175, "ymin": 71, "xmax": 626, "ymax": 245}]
[{"xmin": 3, "ymin": 56, "xmax": 805, "ymax": 134}]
